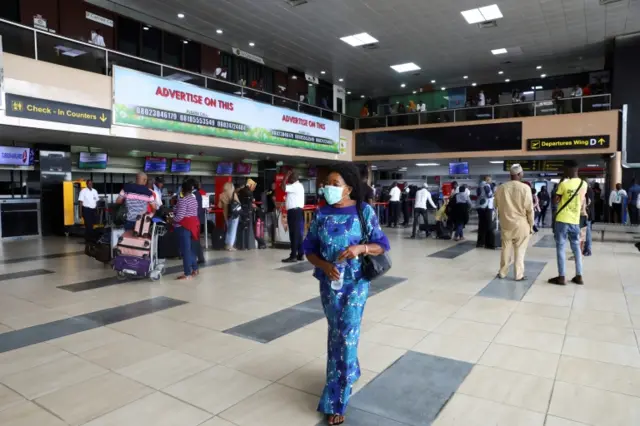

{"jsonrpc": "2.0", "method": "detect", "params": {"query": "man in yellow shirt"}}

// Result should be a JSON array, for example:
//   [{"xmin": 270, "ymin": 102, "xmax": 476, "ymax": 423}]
[
  {"xmin": 494, "ymin": 164, "xmax": 534, "ymax": 281},
  {"xmin": 548, "ymin": 160, "xmax": 587, "ymax": 285}
]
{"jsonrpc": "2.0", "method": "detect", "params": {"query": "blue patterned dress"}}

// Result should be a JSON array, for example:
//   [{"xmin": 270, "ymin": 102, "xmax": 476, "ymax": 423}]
[{"xmin": 303, "ymin": 203, "xmax": 390, "ymax": 416}]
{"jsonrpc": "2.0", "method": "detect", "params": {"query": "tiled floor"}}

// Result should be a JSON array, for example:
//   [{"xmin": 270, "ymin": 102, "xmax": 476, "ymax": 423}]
[{"xmin": 0, "ymin": 230, "xmax": 638, "ymax": 425}]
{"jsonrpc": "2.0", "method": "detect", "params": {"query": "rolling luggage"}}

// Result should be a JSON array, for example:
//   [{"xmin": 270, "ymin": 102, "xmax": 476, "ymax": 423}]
[
  {"xmin": 158, "ymin": 230, "xmax": 180, "ymax": 258},
  {"xmin": 85, "ymin": 242, "xmax": 111, "ymax": 263},
  {"xmin": 210, "ymin": 228, "xmax": 226, "ymax": 250},
  {"xmin": 485, "ymin": 216, "xmax": 501, "ymax": 250},
  {"xmin": 115, "ymin": 232, "xmax": 151, "ymax": 258},
  {"xmin": 255, "ymin": 217, "xmax": 267, "ymax": 249},
  {"xmin": 113, "ymin": 255, "xmax": 151, "ymax": 278},
  {"xmin": 133, "ymin": 214, "xmax": 153, "ymax": 238},
  {"xmin": 436, "ymin": 222, "xmax": 452, "ymax": 240}
]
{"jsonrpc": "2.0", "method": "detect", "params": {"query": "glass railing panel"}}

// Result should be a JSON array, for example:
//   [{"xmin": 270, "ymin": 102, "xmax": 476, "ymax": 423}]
[
  {"xmin": 161, "ymin": 66, "xmax": 205, "ymax": 88},
  {"xmin": 341, "ymin": 115, "xmax": 356, "ymax": 130},
  {"xmin": 454, "ymin": 107, "xmax": 493, "ymax": 122},
  {"xmin": 0, "ymin": 20, "xmax": 36, "ymax": 59},
  {"xmin": 420, "ymin": 110, "xmax": 454, "ymax": 124},
  {"xmin": 358, "ymin": 116, "xmax": 387, "ymax": 129},
  {"xmin": 242, "ymin": 87, "xmax": 273, "ymax": 104},
  {"xmin": 299, "ymin": 103, "xmax": 322, "ymax": 118},
  {"xmin": 272, "ymin": 96, "xmax": 299, "ymax": 112},
  {"xmin": 107, "ymin": 51, "xmax": 161, "ymax": 76},
  {"xmin": 582, "ymin": 94, "xmax": 611, "ymax": 112},
  {"xmin": 36, "ymin": 32, "xmax": 105, "ymax": 75},
  {"xmin": 206, "ymin": 78, "xmax": 243, "ymax": 96}
]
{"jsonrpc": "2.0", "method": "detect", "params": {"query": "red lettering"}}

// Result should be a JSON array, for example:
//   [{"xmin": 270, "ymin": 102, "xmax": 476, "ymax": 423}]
[{"xmin": 318, "ymin": 123, "xmax": 326, "ymax": 130}]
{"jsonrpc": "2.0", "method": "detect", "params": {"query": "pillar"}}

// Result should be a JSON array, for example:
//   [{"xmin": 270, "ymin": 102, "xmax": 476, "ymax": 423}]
[{"xmin": 609, "ymin": 152, "xmax": 622, "ymax": 187}]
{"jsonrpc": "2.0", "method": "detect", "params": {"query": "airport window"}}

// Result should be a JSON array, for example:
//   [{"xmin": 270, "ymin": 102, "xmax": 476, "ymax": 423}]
[
  {"xmin": 141, "ymin": 26, "xmax": 162, "ymax": 62},
  {"xmin": 116, "ymin": 16, "xmax": 139, "ymax": 56},
  {"xmin": 162, "ymin": 32, "xmax": 182, "ymax": 68}
]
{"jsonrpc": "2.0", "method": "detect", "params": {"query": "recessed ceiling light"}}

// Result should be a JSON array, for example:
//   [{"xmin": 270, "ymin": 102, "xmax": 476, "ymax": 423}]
[
  {"xmin": 541, "ymin": 73, "xmax": 547, "ymax": 78},
  {"xmin": 308, "ymin": 83, "xmax": 312, "ymax": 86},
  {"xmin": 461, "ymin": 8, "xmax": 485, "ymax": 24},
  {"xmin": 360, "ymin": 95, "xmax": 365, "ymax": 98},
  {"xmin": 143, "ymin": 26, "xmax": 150, "ymax": 31},
  {"xmin": 491, "ymin": 48, "xmax": 508, "ymax": 55},
  {"xmin": 340, "ymin": 32, "xmax": 379, "ymax": 47},
  {"xmin": 177, "ymin": 13, "xmax": 185, "ymax": 18},
  {"xmin": 216, "ymin": 29, "xmax": 223, "ymax": 34},
  {"xmin": 490, "ymin": 161, "xmax": 504, "ymax": 164},
  {"xmin": 461, "ymin": 4, "xmax": 503, "ymax": 24},
  {"xmin": 390, "ymin": 62, "xmax": 421, "ymax": 73},
  {"xmin": 535, "ymin": 85, "xmax": 543, "ymax": 89},
  {"xmin": 338, "ymin": 78, "xmax": 344, "ymax": 82},
  {"xmin": 320, "ymin": 71, "xmax": 326, "ymax": 74},
  {"xmin": 463, "ymin": 76, "xmax": 468, "ymax": 79},
  {"xmin": 498, "ymin": 70, "xmax": 504, "ymax": 75},
  {"xmin": 587, "ymin": 164, "xmax": 599, "ymax": 167},
  {"xmin": 291, "ymin": 75, "xmax": 297, "ymax": 80},
  {"xmin": 416, "ymin": 163, "xmax": 440, "ymax": 166},
  {"xmin": 347, "ymin": 91, "xmax": 351, "ymax": 94},
  {"xmin": 400, "ymin": 83, "xmax": 406, "ymax": 88},
  {"xmin": 431, "ymin": 79, "xmax": 436, "ymax": 83},
  {"xmin": 472, "ymin": 82, "xmax": 477, "ymax": 86},
  {"xmin": 441, "ymin": 87, "xmax": 446, "ymax": 91},
  {"xmin": 249, "ymin": 42, "xmax": 255, "ymax": 47},
  {"xmin": 412, "ymin": 90, "xmax": 417, "ymax": 94},
  {"xmin": 183, "ymin": 40, "xmax": 189, "ymax": 44},
  {"xmin": 505, "ymin": 78, "xmax": 510, "ymax": 82},
  {"xmin": 536, "ymin": 65, "xmax": 542, "ymax": 70}
]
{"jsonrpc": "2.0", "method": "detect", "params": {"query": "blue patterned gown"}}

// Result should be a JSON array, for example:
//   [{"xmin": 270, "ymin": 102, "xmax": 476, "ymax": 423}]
[{"xmin": 303, "ymin": 203, "xmax": 390, "ymax": 416}]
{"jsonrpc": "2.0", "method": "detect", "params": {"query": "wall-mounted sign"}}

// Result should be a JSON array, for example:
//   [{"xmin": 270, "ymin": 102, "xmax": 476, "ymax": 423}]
[
  {"xmin": 86, "ymin": 12, "xmax": 114, "ymax": 28},
  {"xmin": 527, "ymin": 135, "xmax": 610, "ymax": 151},
  {"xmin": 0, "ymin": 147, "xmax": 34, "ymax": 166},
  {"xmin": 231, "ymin": 47, "xmax": 264, "ymax": 65},
  {"xmin": 305, "ymin": 74, "xmax": 319, "ymax": 85},
  {"xmin": 112, "ymin": 67, "xmax": 340, "ymax": 153},
  {"xmin": 33, "ymin": 14, "xmax": 48, "ymax": 31},
  {"xmin": 5, "ymin": 94, "xmax": 111, "ymax": 128}
]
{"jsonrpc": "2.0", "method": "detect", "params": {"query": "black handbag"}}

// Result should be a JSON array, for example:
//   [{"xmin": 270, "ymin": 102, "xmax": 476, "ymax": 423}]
[{"xmin": 357, "ymin": 205, "xmax": 392, "ymax": 281}]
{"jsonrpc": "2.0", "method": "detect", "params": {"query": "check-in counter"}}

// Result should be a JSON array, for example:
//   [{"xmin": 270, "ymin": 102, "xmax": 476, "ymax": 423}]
[{"xmin": 0, "ymin": 199, "xmax": 41, "ymax": 240}]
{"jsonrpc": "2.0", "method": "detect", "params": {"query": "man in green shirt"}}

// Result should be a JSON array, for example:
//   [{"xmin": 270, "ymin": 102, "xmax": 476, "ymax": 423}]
[{"xmin": 548, "ymin": 160, "xmax": 587, "ymax": 285}]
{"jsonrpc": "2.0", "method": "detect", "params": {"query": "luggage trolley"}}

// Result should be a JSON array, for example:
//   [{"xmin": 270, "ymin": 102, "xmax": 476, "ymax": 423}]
[{"xmin": 113, "ymin": 218, "xmax": 167, "ymax": 281}]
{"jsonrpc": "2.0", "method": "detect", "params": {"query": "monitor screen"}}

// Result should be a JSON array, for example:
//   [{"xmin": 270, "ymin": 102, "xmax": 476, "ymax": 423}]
[
  {"xmin": 78, "ymin": 152, "xmax": 108, "ymax": 169},
  {"xmin": 449, "ymin": 162, "xmax": 469, "ymax": 175},
  {"xmin": 0, "ymin": 146, "xmax": 34, "ymax": 166},
  {"xmin": 171, "ymin": 158, "xmax": 191, "ymax": 173},
  {"xmin": 307, "ymin": 167, "xmax": 317, "ymax": 177},
  {"xmin": 216, "ymin": 162, "xmax": 234, "ymax": 175},
  {"xmin": 234, "ymin": 163, "xmax": 252, "ymax": 174},
  {"xmin": 144, "ymin": 157, "xmax": 167, "ymax": 172}
]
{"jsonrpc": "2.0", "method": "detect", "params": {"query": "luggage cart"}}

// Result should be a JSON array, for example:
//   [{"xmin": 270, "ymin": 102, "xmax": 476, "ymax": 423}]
[{"xmin": 114, "ymin": 218, "xmax": 167, "ymax": 281}]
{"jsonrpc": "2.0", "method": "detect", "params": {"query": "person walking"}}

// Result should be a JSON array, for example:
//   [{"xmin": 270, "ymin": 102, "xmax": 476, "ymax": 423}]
[
  {"xmin": 218, "ymin": 181, "xmax": 240, "ymax": 251},
  {"xmin": 628, "ymin": 179, "xmax": 640, "ymax": 225},
  {"xmin": 281, "ymin": 171, "xmax": 306, "ymax": 262},
  {"xmin": 388, "ymin": 182, "xmax": 401, "ymax": 228},
  {"xmin": 78, "ymin": 179, "xmax": 100, "ymax": 242},
  {"xmin": 538, "ymin": 186, "xmax": 551, "ymax": 227},
  {"xmin": 173, "ymin": 180, "xmax": 200, "ymax": 280},
  {"xmin": 548, "ymin": 160, "xmax": 587, "ymax": 285},
  {"xmin": 116, "ymin": 172, "xmax": 156, "ymax": 230},
  {"xmin": 265, "ymin": 182, "xmax": 277, "ymax": 246},
  {"xmin": 531, "ymin": 187, "xmax": 541, "ymax": 233},
  {"xmin": 450, "ymin": 185, "xmax": 471, "ymax": 241},
  {"xmin": 494, "ymin": 164, "xmax": 534, "ymax": 281},
  {"xmin": 411, "ymin": 183, "xmax": 437, "ymax": 238},
  {"xmin": 476, "ymin": 175, "xmax": 494, "ymax": 248},
  {"xmin": 303, "ymin": 163, "xmax": 389, "ymax": 426},
  {"xmin": 609, "ymin": 183, "xmax": 627, "ymax": 224}
]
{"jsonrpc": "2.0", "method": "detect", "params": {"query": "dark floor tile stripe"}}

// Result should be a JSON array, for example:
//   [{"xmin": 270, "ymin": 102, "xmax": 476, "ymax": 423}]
[
  {"xmin": 534, "ymin": 235, "xmax": 556, "ymax": 248},
  {"xmin": 0, "ymin": 296, "xmax": 186, "ymax": 353},
  {"xmin": 477, "ymin": 260, "xmax": 547, "ymax": 301},
  {"xmin": 348, "ymin": 352, "xmax": 473, "ymax": 426},
  {"xmin": 428, "ymin": 241, "xmax": 477, "ymax": 259},
  {"xmin": 316, "ymin": 408, "xmax": 410, "ymax": 426},
  {"xmin": 0, "ymin": 269, "xmax": 55, "ymax": 282},
  {"xmin": 57, "ymin": 257, "xmax": 242, "ymax": 292},
  {"xmin": 278, "ymin": 262, "xmax": 315, "ymax": 273},
  {"xmin": 0, "ymin": 251, "xmax": 84, "ymax": 265},
  {"xmin": 224, "ymin": 276, "xmax": 407, "ymax": 343}
]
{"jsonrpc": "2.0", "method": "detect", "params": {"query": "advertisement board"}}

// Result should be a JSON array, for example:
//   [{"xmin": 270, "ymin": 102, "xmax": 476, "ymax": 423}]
[
  {"xmin": 79, "ymin": 152, "xmax": 108, "ymax": 169},
  {"xmin": 112, "ymin": 67, "xmax": 340, "ymax": 153},
  {"xmin": 0, "ymin": 146, "xmax": 34, "ymax": 166}
]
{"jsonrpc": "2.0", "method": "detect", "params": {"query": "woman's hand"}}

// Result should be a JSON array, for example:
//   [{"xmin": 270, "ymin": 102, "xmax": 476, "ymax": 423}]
[
  {"xmin": 337, "ymin": 245, "xmax": 365, "ymax": 262},
  {"xmin": 321, "ymin": 261, "xmax": 341, "ymax": 281}
]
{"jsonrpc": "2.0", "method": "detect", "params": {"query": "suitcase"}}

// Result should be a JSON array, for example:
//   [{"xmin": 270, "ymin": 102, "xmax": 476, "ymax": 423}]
[
  {"xmin": 486, "ymin": 228, "xmax": 501, "ymax": 250},
  {"xmin": 113, "ymin": 255, "xmax": 151, "ymax": 277},
  {"xmin": 85, "ymin": 242, "xmax": 111, "ymax": 263},
  {"xmin": 115, "ymin": 232, "xmax": 151, "ymax": 258},
  {"xmin": 210, "ymin": 228, "xmax": 226, "ymax": 250},
  {"xmin": 255, "ymin": 218, "xmax": 265, "ymax": 240},
  {"xmin": 436, "ymin": 222, "xmax": 452, "ymax": 240},
  {"xmin": 133, "ymin": 214, "xmax": 153, "ymax": 238},
  {"xmin": 158, "ymin": 230, "xmax": 181, "ymax": 258}
]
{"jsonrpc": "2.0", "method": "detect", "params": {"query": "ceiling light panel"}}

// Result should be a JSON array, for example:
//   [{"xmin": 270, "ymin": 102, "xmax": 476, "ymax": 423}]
[
  {"xmin": 461, "ymin": 4, "xmax": 503, "ymax": 24},
  {"xmin": 491, "ymin": 48, "xmax": 508, "ymax": 55},
  {"xmin": 461, "ymin": 8, "xmax": 485, "ymax": 24},
  {"xmin": 390, "ymin": 62, "xmax": 421, "ymax": 73},
  {"xmin": 340, "ymin": 32, "xmax": 378, "ymax": 47}
]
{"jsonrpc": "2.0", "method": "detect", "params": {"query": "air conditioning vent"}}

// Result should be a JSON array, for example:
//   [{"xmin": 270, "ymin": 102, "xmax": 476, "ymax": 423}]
[
  {"xmin": 362, "ymin": 43, "xmax": 379, "ymax": 50},
  {"xmin": 600, "ymin": 0, "xmax": 624, "ymax": 5},
  {"xmin": 285, "ymin": 0, "xmax": 308, "ymax": 6},
  {"xmin": 478, "ymin": 20, "xmax": 498, "ymax": 28}
]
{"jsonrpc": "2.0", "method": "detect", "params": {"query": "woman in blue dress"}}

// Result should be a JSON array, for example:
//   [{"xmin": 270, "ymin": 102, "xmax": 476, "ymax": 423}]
[{"xmin": 303, "ymin": 163, "xmax": 390, "ymax": 425}]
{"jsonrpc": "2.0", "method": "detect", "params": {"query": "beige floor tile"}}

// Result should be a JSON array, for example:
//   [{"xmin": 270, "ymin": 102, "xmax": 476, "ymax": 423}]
[
  {"xmin": 109, "ymin": 315, "xmax": 210, "ymax": 348},
  {"xmin": 49, "ymin": 327, "xmax": 130, "ymax": 354},
  {"xmin": 432, "ymin": 393, "xmax": 545, "ymax": 426},
  {"xmin": 220, "ymin": 383, "xmax": 323, "ymax": 426},
  {"xmin": 116, "ymin": 350, "xmax": 211, "ymax": 390},
  {"xmin": 0, "ymin": 401, "xmax": 67, "ymax": 426},
  {"xmin": 494, "ymin": 327, "xmax": 564, "ymax": 354},
  {"xmin": 178, "ymin": 331, "xmax": 261, "ymax": 364},
  {"xmin": 566, "ymin": 322, "xmax": 637, "ymax": 346},
  {"xmin": 223, "ymin": 345, "xmax": 316, "ymax": 382},
  {"xmin": 0, "ymin": 343, "xmax": 67, "ymax": 378},
  {"xmin": 198, "ymin": 418, "xmax": 238, "ymax": 426},
  {"xmin": 278, "ymin": 358, "xmax": 326, "ymax": 396},
  {"xmin": 381, "ymin": 310, "xmax": 447, "ymax": 331},
  {"xmin": 361, "ymin": 323, "xmax": 429, "ymax": 349},
  {"xmin": 549, "ymin": 381, "xmax": 640, "ymax": 426},
  {"xmin": 268, "ymin": 328, "xmax": 327, "ymax": 357},
  {"xmin": 521, "ymin": 285, "xmax": 574, "ymax": 308},
  {"xmin": 157, "ymin": 303, "xmax": 255, "ymax": 331},
  {"xmin": 1, "ymin": 354, "xmax": 107, "ymax": 399},
  {"xmin": 413, "ymin": 333, "xmax": 490, "ymax": 363},
  {"xmin": 479, "ymin": 343, "xmax": 560, "ymax": 378},
  {"xmin": 401, "ymin": 300, "xmax": 461, "ymax": 317},
  {"xmin": 562, "ymin": 336, "xmax": 640, "ymax": 368},
  {"xmin": 357, "ymin": 341, "xmax": 406, "ymax": 373},
  {"xmin": 544, "ymin": 416, "xmax": 589, "ymax": 426},
  {"xmin": 83, "ymin": 392, "xmax": 212, "ymax": 426},
  {"xmin": 0, "ymin": 383, "xmax": 24, "ymax": 413},
  {"xmin": 35, "ymin": 372, "xmax": 153, "ymax": 425},
  {"xmin": 432, "ymin": 318, "xmax": 502, "ymax": 342},
  {"xmin": 78, "ymin": 335, "xmax": 169, "ymax": 370},
  {"xmin": 1, "ymin": 309, "xmax": 71, "ymax": 330},
  {"xmin": 556, "ymin": 355, "xmax": 640, "ymax": 398},
  {"xmin": 457, "ymin": 365, "xmax": 554, "ymax": 413},
  {"xmin": 0, "ymin": 324, "xmax": 11, "ymax": 333},
  {"xmin": 569, "ymin": 309, "xmax": 633, "ymax": 328},
  {"xmin": 503, "ymin": 313, "xmax": 567, "ymax": 335},
  {"xmin": 633, "ymin": 315, "xmax": 640, "ymax": 328},
  {"xmin": 164, "ymin": 365, "xmax": 270, "ymax": 414},
  {"xmin": 514, "ymin": 302, "xmax": 571, "ymax": 320},
  {"xmin": 572, "ymin": 289, "xmax": 628, "ymax": 314},
  {"xmin": 629, "ymin": 295, "xmax": 640, "ymax": 315},
  {"xmin": 452, "ymin": 304, "xmax": 514, "ymax": 325}
]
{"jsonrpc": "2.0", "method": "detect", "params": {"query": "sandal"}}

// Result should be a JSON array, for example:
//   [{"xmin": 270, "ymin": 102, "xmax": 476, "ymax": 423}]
[
  {"xmin": 176, "ymin": 275, "xmax": 192, "ymax": 280},
  {"xmin": 192, "ymin": 270, "xmax": 200, "ymax": 277},
  {"xmin": 327, "ymin": 414, "xmax": 345, "ymax": 425}
]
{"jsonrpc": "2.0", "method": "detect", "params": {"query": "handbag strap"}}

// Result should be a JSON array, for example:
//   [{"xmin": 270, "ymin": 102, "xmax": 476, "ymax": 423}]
[
  {"xmin": 356, "ymin": 203, "xmax": 369, "ymax": 244},
  {"xmin": 555, "ymin": 180, "xmax": 584, "ymax": 218}
]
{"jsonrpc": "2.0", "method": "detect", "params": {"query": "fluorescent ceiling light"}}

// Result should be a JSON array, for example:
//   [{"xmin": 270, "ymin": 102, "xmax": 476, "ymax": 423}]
[
  {"xmin": 490, "ymin": 161, "xmax": 504, "ymax": 164},
  {"xmin": 416, "ymin": 163, "xmax": 440, "ymax": 166},
  {"xmin": 498, "ymin": 70, "xmax": 504, "ymax": 75},
  {"xmin": 536, "ymin": 65, "xmax": 542, "ymax": 69},
  {"xmin": 347, "ymin": 91, "xmax": 351, "ymax": 94},
  {"xmin": 431, "ymin": 79, "xmax": 436, "ymax": 83},
  {"xmin": 461, "ymin": 8, "xmax": 485, "ymax": 24},
  {"xmin": 340, "ymin": 32, "xmax": 378, "ymax": 47},
  {"xmin": 390, "ymin": 62, "xmax": 421, "ymax": 73},
  {"xmin": 587, "ymin": 164, "xmax": 599, "ymax": 167},
  {"xmin": 400, "ymin": 83, "xmax": 406, "ymax": 88},
  {"xmin": 536, "ymin": 85, "xmax": 543, "ymax": 89},
  {"xmin": 472, "ymin": 83, "xmax": 477, "ymax": 86},
  {"xmin": 441, "ymin": 87, "xmax": 446, "ymax": 91},
  {"xmin": 216, "ymin": 29, "xmax": 223, "ymax": 34},
  {"xmin": 143, "ymin": 26, "xmax": 150, "ymax": 31},
  {"xmin": 540, "ymin": 73, "xmax": 547, "ymax": 78},
  {"xmin": 177, "ymin": 13, "xmax": 185, "ymax": 18},
  {"xmin": 461, "ymin": 4, "xmax": 503, "ymax": 24},
  {"xmin": 492, "ymin": 48, "xmax": 508, "ymax": 55},
  {"xmin": 463, "ymin": 75, "xmax": 468, "ymax": 79},
  {"xmin": 291, "ymin": 75, "xmax": 297, "ymax": 79},
  {"xmin": 249, "ymin": 42, "xmax": 255, "ymax": 47},
  {"xmin": 308, "ymin": 83, "xmax": 312, "ymax": 86},
  {"xmin": 523, "ymin": 91, "xmax": 533, "ymax": 95},
  {"xmin": 412, "ymin": 90, "xmax": 417, "ymax": 94},
  {"xmin": 183, "ymin": 40, "xmax": 189, "ymax": 44}
]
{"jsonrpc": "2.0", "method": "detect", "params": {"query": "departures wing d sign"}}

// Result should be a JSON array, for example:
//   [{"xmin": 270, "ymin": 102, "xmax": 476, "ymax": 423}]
[
  {"xmin": 5, "ymin": 94, "xmax": 111, "ymax": 128},
  {"xmin": 526, "ymin": 135, "xmax": 610, "ymax": 151}
]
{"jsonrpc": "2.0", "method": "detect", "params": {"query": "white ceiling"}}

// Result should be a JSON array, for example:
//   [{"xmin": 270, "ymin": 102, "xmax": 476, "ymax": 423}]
[{"xmin": 91, "ymin": 0, "xmax": 640, "ymax": 96}]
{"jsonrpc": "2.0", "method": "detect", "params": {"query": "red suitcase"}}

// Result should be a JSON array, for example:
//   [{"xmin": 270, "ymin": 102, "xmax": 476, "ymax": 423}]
[
  {"xmin": 133, "ymin": 214, "xmax": 153, "ymax": 238},
  {"xmin": 115, "ymin": 231, "xmax": 151, "ymax": 258}
]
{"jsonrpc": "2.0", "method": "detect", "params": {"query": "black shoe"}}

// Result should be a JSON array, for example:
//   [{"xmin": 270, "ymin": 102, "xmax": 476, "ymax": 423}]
[
  {"xmin": 297, "ymin": 255, "xmax": 304, "ymax": 261},
  {"xmin": 410, "ymin": 235, "xmax": 416, "ymax": 239},
  {"xmin": 282, "ymin": 257, "xmax": 297, "ymax": 263}
]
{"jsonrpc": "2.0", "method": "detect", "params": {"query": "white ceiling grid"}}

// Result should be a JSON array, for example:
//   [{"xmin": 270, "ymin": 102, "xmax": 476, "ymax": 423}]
[{"xmin": 93, "ymin": 0, "xmax": 640, "ymax": 95}]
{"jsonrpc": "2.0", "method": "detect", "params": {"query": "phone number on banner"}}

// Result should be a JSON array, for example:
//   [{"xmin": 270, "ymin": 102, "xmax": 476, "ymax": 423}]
[{"xmin": 134, "ymin": 106, "xmax": 248, "ymax": 132}]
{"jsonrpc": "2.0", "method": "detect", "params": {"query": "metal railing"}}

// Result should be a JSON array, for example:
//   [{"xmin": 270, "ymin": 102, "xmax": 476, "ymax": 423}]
[{"xmin": 0, "ymin": 18, "xmax": 356, "ymax": 130}]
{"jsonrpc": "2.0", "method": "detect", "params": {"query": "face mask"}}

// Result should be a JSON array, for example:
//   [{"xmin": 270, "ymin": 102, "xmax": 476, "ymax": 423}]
[{"xmin": 324, "ymin": 185, "xmax": 344, "ymax": 205}]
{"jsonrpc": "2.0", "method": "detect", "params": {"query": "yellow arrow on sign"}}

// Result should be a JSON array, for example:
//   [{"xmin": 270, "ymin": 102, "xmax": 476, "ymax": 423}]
[
  {"xmin": 598, "ymin": 138, "xmax": 605, "ymax": 145},
  {"xmin": 99, "ymin": 113, "xmax": 107, "ymax": 123}
]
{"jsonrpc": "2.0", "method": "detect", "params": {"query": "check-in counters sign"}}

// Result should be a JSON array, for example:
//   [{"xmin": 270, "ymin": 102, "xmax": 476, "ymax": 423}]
[
  {"xmin": 527, "ymin": 135, "xmax": 610, "ymax": 151},
  {"xmin": 5, "ymin": 94, "xmax": 111, "ymax": 128}
]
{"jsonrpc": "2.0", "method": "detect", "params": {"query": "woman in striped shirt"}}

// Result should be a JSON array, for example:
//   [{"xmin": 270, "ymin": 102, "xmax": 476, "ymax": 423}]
[{"xmin": 174, "ymin": 180, "xmax": 200, "ymax": 279}]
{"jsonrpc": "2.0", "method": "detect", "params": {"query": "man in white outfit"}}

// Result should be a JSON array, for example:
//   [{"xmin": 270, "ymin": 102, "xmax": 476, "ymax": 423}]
[{"xmin": 411, "ymin": 183, "xmax": 437, "ymax": 238}]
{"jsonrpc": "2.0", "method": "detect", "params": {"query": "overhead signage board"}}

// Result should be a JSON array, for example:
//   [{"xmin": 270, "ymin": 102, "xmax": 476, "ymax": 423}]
[
  {"xmin": 527, "ymin": 135, "xmax": 610, "ymax": 151},
  {"xmin": 112, "ymin": 66, "xmax": 340, "ymax": 153},
  {"xmin": 231, "ymin": 47, "xmax": 265, "ymax": 65},
  {"xmin": 5, "ymin": 94, "xmax": 111, "ymax": 128},
  {"xmin": 86, "ymin": 12, "xmax": 114, "ymax": 27},
  {"xmin": 503, "ymin": 160, "xmax": 540, "ymax": 172}
]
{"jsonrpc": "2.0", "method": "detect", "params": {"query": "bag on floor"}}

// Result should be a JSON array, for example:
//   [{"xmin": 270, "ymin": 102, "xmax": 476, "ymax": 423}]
[
  {"xmin": 85, "ymin": 241, "xmax": 111, "ymax": 263},
  {"xmin": 133, "ymin": 214, "xmax": 153, "ymax": 238},
  {"xmin": 158, "ymin": 230, "xmax": 180, "ymax": 258},
  {"xmin": 113, "ymin": 255, "xmax": 151, "ymax": 277},
  {"xmin": 436, "ymin": 222, "xmax": 452, "ymax": 240},
  {"xmin": 210, "ymin": 228, "xmax": 226, "ymax": 250},
  {"xmin": 255, "ymin": 218, "xmax": 265, "ymax": 240},
  {"xmin": 115, "ymin": 232, "xmax": 151, "ymax": 258}
]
